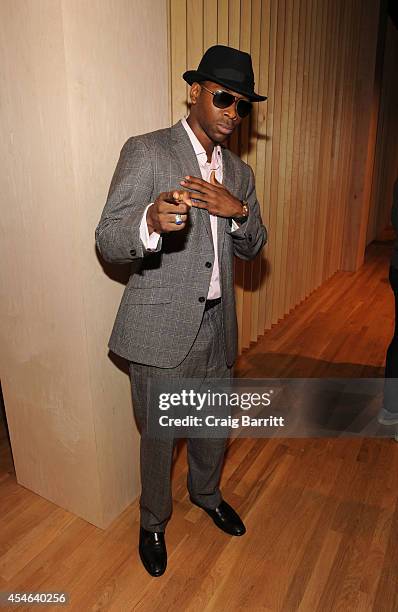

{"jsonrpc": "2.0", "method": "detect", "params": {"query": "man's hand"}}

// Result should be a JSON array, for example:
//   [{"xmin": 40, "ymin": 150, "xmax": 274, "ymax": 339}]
[
  {"xmin": 180, "ymin": 171, "xmax": 244, "ymax": 218},
  {"xmin": 147, "ymin": 190, "xmax": 192, "ymax": 234}
]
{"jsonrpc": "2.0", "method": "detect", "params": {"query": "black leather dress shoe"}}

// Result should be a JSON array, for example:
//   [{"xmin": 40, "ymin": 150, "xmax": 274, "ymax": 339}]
[
  {"xmin": 139, "ymin": 527, "xmax": 167, "ymax": 577},
  {"xmin": 190, "ymin": 498, "xmax": 246, "ymax": 536}
]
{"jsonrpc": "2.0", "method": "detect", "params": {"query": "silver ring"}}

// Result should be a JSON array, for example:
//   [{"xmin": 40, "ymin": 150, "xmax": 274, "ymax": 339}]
[{"xmin": 175, "ymin": 213, "xmax": 183, "ymax": 225}]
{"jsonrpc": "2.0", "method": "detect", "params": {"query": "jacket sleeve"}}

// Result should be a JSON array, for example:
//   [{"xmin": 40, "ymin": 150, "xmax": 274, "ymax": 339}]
[
  {"xmin": 95, "ymin": 137, "xmax": 162, "ymax": 263},
  {"xmin": 226, "ymin": 164, "xmax": 267, "ymax": 261}
]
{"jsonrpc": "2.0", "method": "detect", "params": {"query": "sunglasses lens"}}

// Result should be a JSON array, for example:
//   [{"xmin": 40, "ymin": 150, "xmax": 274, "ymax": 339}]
[
  {"xmin": 236, "ymin": 100, "xmax": 252, "ymax": 118},
  {"xmin": 212, "ymin": 90, "xmax": 253, "ymax": 118},
  {"xmin": 213, "ymin": 91, "xmax": 235, "ymax": 109}
]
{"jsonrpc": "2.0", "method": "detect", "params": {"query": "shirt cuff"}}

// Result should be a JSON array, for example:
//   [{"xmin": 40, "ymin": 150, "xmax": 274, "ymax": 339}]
[{"xmin": 140, "ymin": 203, "xmax": 161, "ymax": 250}]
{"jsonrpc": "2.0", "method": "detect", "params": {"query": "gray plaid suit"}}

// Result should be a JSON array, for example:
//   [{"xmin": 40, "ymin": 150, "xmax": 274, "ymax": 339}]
[{"xmin": 95, "ymin": 120, "xmax": 267, "ymax": 530}]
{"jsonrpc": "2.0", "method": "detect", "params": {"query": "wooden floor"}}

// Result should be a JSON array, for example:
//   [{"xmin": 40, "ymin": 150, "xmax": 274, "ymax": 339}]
[{"xmin": 1, "ymin": 241, "xmax": 397, "ymax": 611}]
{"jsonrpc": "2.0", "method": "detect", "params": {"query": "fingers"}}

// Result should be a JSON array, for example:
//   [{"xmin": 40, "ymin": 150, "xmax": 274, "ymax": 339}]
[
  {"xmin": 173, "ymin": 189, "xmax": 192, "ymax": 204},
  {"xmin": 209, "ymin": 170, "xmax": 219, "ymax": 184},
  {"xmin": 180, "ymin": 175, "xmax": 225, "ymax": 191},
  {"xmin": 151, "ymin": 191, "xmax": 193, "ymax": 232},
  {"xmin": 161, "ymin": 190, "xmax": 192, "ymax": 208},
  {"xmin": 160, "ymin": 201, "xmax": 190, "ymax": 214},
  {"xmin": 174, "ymin": 190, "xmax": 193, "ymax": 208},
  {"xmin": 180, "ymin": 176, "xmax": 209, "ymax": 191},
  {"xmin": 158, "ymin": 191, "xmax": 191, "ymax": 213}
]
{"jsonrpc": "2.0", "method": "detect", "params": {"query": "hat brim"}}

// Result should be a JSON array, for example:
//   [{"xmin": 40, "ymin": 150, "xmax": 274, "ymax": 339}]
[{"xmin": 182, "ymin": 70, "xmax": 267, "ymax": 102}]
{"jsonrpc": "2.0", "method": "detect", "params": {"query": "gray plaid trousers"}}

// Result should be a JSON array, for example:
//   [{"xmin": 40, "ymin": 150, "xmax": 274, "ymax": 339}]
[{"xmin": 129, "ymin": 302, "xmax": 232, "ymax": 532}]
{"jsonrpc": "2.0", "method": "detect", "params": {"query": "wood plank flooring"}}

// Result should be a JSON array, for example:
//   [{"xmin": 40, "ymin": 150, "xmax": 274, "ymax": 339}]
[{"xmin": 1, "ymin": 241, "xmax": 397, "ymax": 611}]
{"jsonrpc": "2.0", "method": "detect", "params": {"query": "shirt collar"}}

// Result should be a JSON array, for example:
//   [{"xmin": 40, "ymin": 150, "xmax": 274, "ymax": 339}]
[{"xmin": 181, "ymin": 117, "xmax": 221, "ymax": 168}]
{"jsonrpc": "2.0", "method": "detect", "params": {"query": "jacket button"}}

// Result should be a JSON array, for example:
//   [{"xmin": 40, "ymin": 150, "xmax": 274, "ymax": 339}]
[
  {"xmin": 198, "ymin": 296, "xmax": 206, "ymax": 303},
  {"xmin": 130, "ymin": 249, "xmax": 136, "ymax": 256},
  {"xmin": 205, "ymin": 261, "xmax": 212, "ymax": 268}
]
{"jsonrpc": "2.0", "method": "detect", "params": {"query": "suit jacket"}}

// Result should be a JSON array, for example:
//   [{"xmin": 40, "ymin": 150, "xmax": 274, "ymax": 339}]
[{"xmin": 95, "ymin": 120, "xmax": 267, "ymax": 368}]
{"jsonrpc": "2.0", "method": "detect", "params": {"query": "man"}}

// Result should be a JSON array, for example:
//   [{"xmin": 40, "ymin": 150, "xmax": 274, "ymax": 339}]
[{"xmin": 95, "ymin": 45, "xmax": 267, "ymax": 577}]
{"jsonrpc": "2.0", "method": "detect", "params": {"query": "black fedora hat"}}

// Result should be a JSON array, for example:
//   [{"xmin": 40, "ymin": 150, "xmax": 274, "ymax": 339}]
[{"xmin": 183, "ymin": 45, "xmax": 267, "ymax": 102}]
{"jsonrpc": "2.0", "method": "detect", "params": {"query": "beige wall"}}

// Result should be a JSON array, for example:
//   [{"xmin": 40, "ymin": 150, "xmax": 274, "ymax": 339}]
[
  {"xmin": 169, "ymin": 0, "xmax": 381, "ymax": 351},
  {"xmin": 0, "ymin": 0, "xmax": 169, "ymax": 528}
]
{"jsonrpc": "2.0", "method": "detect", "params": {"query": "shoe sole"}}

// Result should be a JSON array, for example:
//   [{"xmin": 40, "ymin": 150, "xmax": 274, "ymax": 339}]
[{"xmin": 377, "ymin": 417, "xmax": 398, "ymax": 425}]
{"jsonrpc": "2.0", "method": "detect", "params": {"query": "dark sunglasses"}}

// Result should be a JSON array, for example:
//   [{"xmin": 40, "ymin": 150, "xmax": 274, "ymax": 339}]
[{"xmin": 201, "ymin": 84, "xmax": 253, "ymax": 118}]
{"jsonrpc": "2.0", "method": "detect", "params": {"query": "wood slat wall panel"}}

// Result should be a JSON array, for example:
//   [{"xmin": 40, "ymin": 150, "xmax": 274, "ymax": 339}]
[
  {"xmin": 240, "ymin": 0, "xmax": 253, "ymax": 349},
  {"xmin": 257, "ymin": 0, "xmax": 271, "ymax": 334},
  {"xmin": 303, "ymin": 0, "xmax": 319, "ymax": 299},
  {"xmin": 263, "ymin": 0, "xmax": 278, "ymax": 331},
  {"xmin": 204, "ymin": 0, "xmax": 217, "ymax": 49},
  {"xmin": 217, "ymin": 0, "xmax": 229, "ymax": 44},
  {"xmin": 337, "ymin": 0, "xmax": 360, "ymax": 270},
  {"xmin": 248, "ymin": 0, "xmax": 262, "ymax": 341},
  {"xmin": 367, "ymin": 17, "xmax": 398, "ymax": 242},
  {"xmin": 287, "ymin": 0, "xmax": 306, "ymax": 311},
  {"xmin": 314, "ymin": 0, "xmax": 335, "ymax": 289},
  {"xmin": 170, "ymin": 0, "xmax": 187, "ymax": 124},
  {"xmin": 274, "ymin": 0, "xmax": 292, "ymax": 321},
  {"xmin": 268, "ymin": 0, "xmax": 285, "ymax": 325},
  {"xmin": 297, "ymin": 0, "xmax": 313, "ymax": 306},
  {"xmin": 282, "ymin": 0, "xmax": 299, "ymax": 315},
  {"xmin": 169, "ymin": 0, "xmax": 383, "ymax": 354},
  {"xmin": 324, "ymin": 0, "xmax": 348, "ymax": 278},
  {"xmin": 310, "ymin": 0, "xmax": 327, "ymax": 292},
  {"xmin": 187, "ymin": 0, "xmax": 204, "ymax": 72},
  {"xmin": 341, "ymin": 0, "xmax": 382, "ymax": 270}
]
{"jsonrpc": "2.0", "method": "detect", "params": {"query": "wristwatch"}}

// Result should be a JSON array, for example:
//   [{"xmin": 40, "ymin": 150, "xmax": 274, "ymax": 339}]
[{"xmin": 232, "ymin": 201, "xmax": 249, "ymax": 224}]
